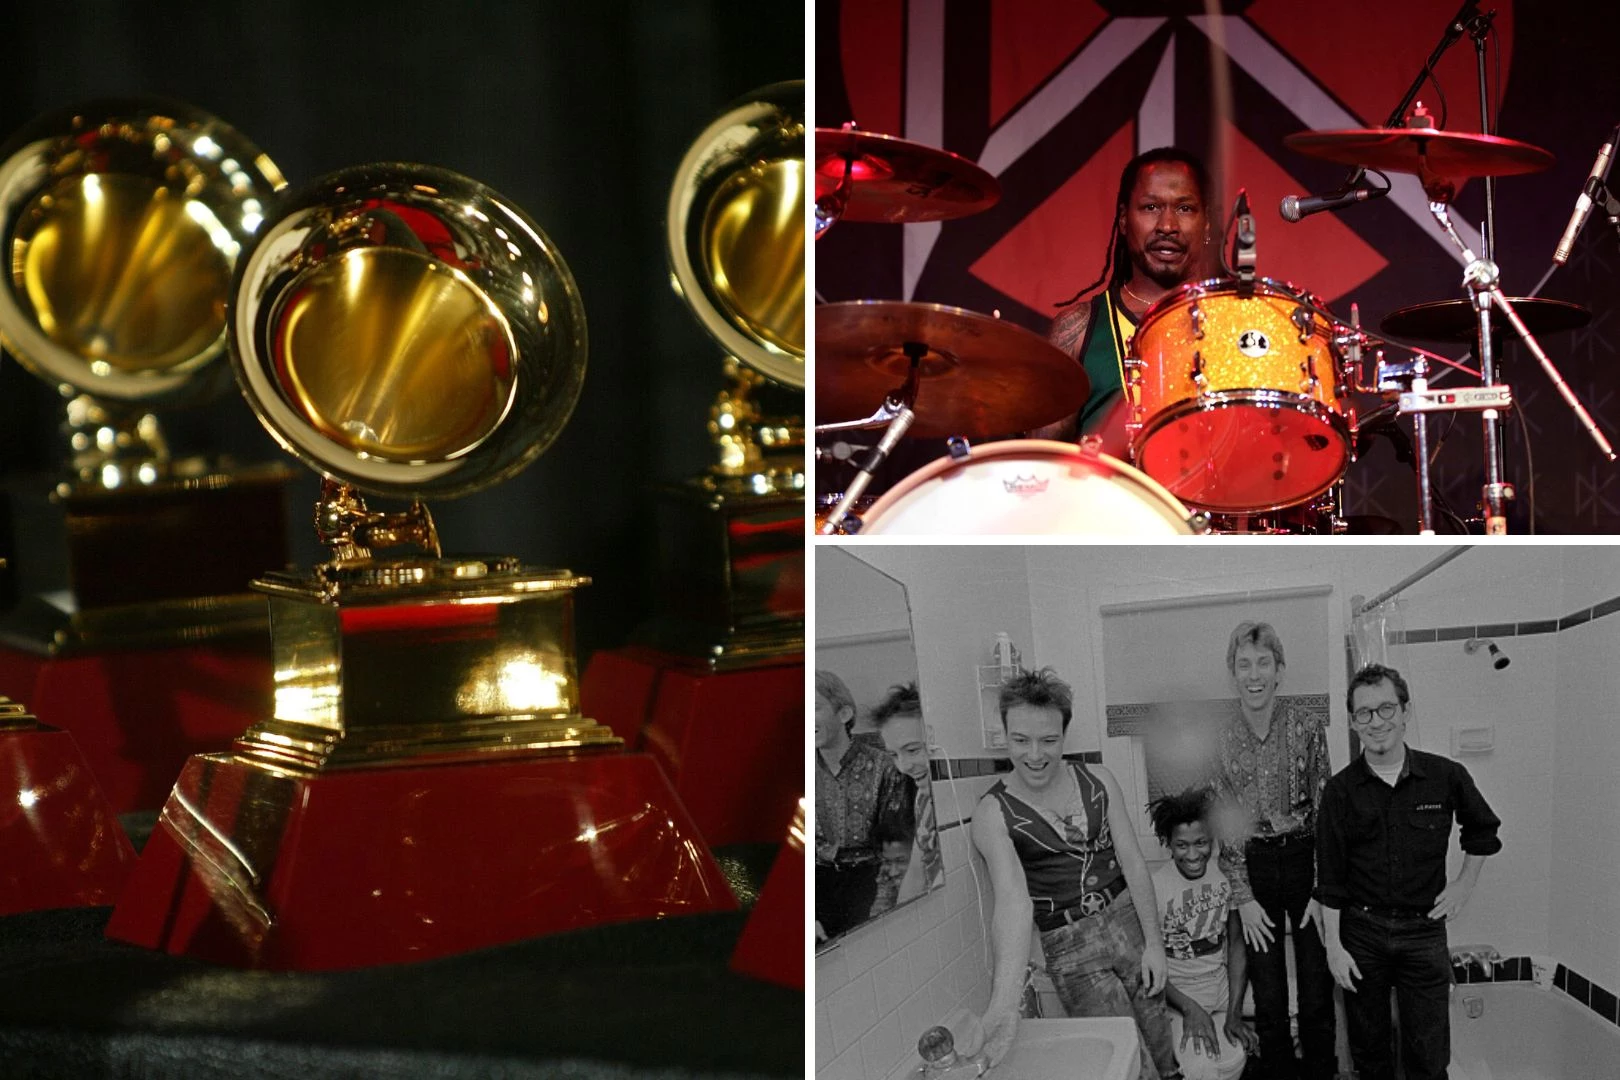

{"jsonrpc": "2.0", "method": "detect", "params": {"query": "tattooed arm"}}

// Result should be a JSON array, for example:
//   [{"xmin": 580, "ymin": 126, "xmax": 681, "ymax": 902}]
[{"xmin": 1028, "ymin": 301, "xmax": 1092, "ymax": 440}]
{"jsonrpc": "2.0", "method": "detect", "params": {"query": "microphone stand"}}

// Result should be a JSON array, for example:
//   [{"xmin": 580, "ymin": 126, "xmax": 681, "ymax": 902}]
[{"xmin": 813, "ymin": 349, "xmax": 923, "ymax": 534}]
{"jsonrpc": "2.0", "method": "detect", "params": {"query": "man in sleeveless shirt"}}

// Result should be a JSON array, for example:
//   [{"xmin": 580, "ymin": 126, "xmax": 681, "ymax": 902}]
[
  {"xmin": 970, "ymin": 667, "xmax": 1179, "ymax": 1080},
  {"xmin": 1032, "ymin": 148, "xmax": 1215, "ymax": 459},
  {"xmin": 1208, "ymin": 622, "xmax": 1337, "ymax": 1079}
]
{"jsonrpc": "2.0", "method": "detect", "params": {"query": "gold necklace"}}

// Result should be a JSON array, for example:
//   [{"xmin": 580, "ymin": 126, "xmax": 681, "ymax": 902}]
[{"xmin": 1121, "ymin": 281, "xmax": 1153, "ymax": 308}]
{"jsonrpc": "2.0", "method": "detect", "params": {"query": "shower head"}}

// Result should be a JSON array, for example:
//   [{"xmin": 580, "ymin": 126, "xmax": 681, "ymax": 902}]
[{"xmin": 1464, "ymin": 638, "xmax": 1511, "ymax": 670}]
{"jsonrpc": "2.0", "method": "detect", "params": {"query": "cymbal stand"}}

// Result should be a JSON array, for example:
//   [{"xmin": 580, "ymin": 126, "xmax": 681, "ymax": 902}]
[
  {"xmin": 1428, "ymin": 200, "xmax": 1617, "ymax": 530},
  {"xmin": 813, "ymin": 123, "xmax": 857, "ymax": 239},
  {"xmin": 813, "ymin": 349, "xmax": 922, "ymax": 534}
]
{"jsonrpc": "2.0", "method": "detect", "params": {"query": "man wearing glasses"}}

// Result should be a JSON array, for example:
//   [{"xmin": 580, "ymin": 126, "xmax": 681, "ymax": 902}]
[{"xmin": 1315, "ymin": 664, "xmax": 1502, "ymax": 1080}]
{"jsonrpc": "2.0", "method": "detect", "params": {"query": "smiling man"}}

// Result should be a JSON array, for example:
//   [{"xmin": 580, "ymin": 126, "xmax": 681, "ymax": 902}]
[
  {"xmin": 970, "ymin": 667, "xmax": 1178, "ymax": 1080},
  {"xmin": 871, "ymin": 681, "xmax": 944, "ymax": 904},
  {"xmin": 1209, "ymin": 621, "xmax": 1336, "ymax": 1080},
  {"xmin": 1031, "ymin": 147, "xmax": 1215, "ymax": 456},
  {"xmin": 1317, "ymin": 663, "xmax": 1502, "ymax": 1080}
]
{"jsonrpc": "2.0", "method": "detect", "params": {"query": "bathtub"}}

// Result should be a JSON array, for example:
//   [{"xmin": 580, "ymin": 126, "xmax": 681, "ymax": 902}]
[{"xmin": 1448, "ymin": 983, "xmax": 1616, "ymax": 1080}]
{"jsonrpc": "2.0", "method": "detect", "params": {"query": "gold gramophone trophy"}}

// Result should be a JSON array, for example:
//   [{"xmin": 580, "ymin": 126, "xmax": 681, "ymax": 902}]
[
  {"xmin": 106, "ymin": 163, "xmax": 737, "ymax": 970},
  {"xmin": 0, "ymin": 99, "xmax": 292, "ymax": 811},
  {"xmin": 582, "ymin": 81, "xmax": 804, "ymax": 846}
]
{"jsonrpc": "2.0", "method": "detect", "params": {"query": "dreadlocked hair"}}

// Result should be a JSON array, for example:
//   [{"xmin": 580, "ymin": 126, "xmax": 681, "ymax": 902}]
[
  {"xmin": 1053, "ymin": 146, "xmax": 1213, "ymax": 309},
  {"xmin": 1145, "ymin": 785, "xmax": 1215, "ymax": 845}
]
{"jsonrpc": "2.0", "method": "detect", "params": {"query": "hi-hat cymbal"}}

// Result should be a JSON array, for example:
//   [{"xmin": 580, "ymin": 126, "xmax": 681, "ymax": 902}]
[
  {"xmin": 1284, "ymin": 128, "xmax": 1553, "ymax": 197},
  {"xmin": 1381, "ymin": 297, "xmax": 1591, "ymax": 343},
  {"xmin": 815, "ymin": 129, "xmax": 1000, "ymax": 223},
  {"xmin": 816, "ymin": 300, "xmax": 1087, "ymax": 439}
]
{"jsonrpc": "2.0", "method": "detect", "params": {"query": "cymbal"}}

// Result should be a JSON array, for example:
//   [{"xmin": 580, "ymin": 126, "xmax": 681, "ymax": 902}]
[
  {"xmin": 816, "ymin": 300, "xmax": 1087, "ymax": 439},
  {"xmin": 1284, "ymin": 128, "xmax": 1553, "ymax": 193},
  {"xmin": 1381, "ymin": 297, "xmax": 1591, "ymax": 343},
  {"xmin": 815, "ymin": 129, "xmax": 1000, "ymax": 223}
]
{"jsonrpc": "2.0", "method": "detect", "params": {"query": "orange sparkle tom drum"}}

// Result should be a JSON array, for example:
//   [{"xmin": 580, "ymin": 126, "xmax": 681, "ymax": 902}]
[{"xmin": 1127, "ymin": 277, "xmax": 1350, "ymax": 513}]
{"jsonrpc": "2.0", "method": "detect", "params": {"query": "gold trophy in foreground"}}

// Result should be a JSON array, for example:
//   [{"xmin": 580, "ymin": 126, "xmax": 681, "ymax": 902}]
[{"xmin": 107, "ymin": 162, "xmax": 736, "ymax": 970}]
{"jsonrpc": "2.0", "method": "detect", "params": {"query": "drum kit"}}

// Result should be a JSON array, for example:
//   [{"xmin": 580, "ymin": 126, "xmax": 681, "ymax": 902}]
[{"xmin": 813, "ymin": 102, "xmax": 1609, "ymax": 536}]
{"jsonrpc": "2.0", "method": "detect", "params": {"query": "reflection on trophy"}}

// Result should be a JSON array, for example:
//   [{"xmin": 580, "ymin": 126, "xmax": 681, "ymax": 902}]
[
  {"xmin": 106, "ymin": 163, "xmax": 737, "ymax": 970},
  {"xmin": 0, "ymin": 99, "xmax": 292, "ymax": 814},
  {"xmin": 582, "ymin": 81, "xmax": 805, "ymax": 848}
]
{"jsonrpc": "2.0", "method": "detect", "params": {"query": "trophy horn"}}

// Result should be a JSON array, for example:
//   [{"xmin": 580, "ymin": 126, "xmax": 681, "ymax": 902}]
[
  {"xmin": 0, "ymin": 98, "xmax": 287, "ymax": 414},
  {"xmin": 666, "ymin": 80, "xmax": 805, "ymax": 393},
  {"xmin": 228, "ymin": 162, "xmax": 587, "ymax": 507}
]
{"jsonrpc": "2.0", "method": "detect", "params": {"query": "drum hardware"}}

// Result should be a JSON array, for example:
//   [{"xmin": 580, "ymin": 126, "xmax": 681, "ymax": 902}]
[
  {"xmin": 813, "ymin": 125, "xmax": 1001, "ymax": 236},
  {"xmin": 814, "ymin": 352, "xmax": 921, "ymax": 535}
]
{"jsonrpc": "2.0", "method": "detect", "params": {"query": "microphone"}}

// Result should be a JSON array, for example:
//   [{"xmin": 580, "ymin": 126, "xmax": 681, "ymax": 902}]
[
  {"xmin": 1553, "ymin": 124, "xmax": 1618, "ymax": 265},
  {"xmin": 1280, "ymin": 186, "xmax": 1387, "ymax": 223}
]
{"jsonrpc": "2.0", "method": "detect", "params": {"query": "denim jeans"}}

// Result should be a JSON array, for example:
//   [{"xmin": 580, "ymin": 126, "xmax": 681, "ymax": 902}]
[
  {"xmin": 1340, "ymin": 906, "xmax": 1451, "ymax": 1080},
  {"xmin": 1243, "ymin": 840, "xmax": 1338, "ymax": 1079},
  {"xmin": 1039, "ymin": 894, "xmax": 1178, "ymax": 1080}
]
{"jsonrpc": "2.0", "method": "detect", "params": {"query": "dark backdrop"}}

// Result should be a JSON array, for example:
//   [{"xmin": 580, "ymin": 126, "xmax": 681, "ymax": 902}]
[
  {"xmin": 816, "ymin": 0, "xmax": 1620, "ymax": 533},
  {"xmin": 0, "ymin": 0, "xmax": 803, "ymax": 661}
]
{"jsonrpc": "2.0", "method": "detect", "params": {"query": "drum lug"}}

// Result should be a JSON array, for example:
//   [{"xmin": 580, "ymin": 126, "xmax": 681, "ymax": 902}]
[
  {"xmin": 1189, "ymin": 300, "xmax": 1205, "ymax": 341},
  {"xmin": 946, "ymin": 435, "xmax": 972, "ymax": 460},
  {"xmin": 1292, "ymin": 305, "xmax": 1314, "ymax": 344},
  {"xmin": 1187, "ymin": 511, "xmax": 1212, "ymax": 534},
  {"xmin": 1123, "ymin": 355, "xmax": 1144, "ymax": 407},
  {"xmin": 1301, "ymin": 353, "xmax": 1319, "ymax": 393},
  {"xmin": 1191, "ymin": 350, "xmax": 1208, "ymax": 392}
]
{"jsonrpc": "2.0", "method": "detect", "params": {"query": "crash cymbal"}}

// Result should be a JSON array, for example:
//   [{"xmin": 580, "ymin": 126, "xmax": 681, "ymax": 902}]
[
  {"xmin": 816, "ymin": 300, "xmax": 1087, "ymax": 439},
  {"xmin": 1284, "ymin": 128, "xmax": 1552, "ymax": 198},
  {"xmin": 815, "ymin": 129, "xmax": 1000, "ymax": 223},
  {"xmin": 1381, "ymin": 297, "xmax": 1591, "ymax": 343}
]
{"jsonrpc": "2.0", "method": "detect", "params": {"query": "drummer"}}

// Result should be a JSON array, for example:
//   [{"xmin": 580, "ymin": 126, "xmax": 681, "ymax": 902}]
[{"xmin": 1032, "ymin": 148, "xmax": 1216, "ymax": 456}]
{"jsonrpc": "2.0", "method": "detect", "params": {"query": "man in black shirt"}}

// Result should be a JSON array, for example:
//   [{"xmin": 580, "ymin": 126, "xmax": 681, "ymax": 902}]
[{"xmin": 1315, "ymin": 664, "xmax": 1502, "ymax": 1080}]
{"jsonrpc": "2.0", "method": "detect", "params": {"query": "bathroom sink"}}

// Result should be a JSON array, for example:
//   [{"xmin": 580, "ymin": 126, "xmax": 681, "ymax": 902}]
[{"xmin": 992, "ymin": 1017, "xmax": 1140, "ymax": 1080}]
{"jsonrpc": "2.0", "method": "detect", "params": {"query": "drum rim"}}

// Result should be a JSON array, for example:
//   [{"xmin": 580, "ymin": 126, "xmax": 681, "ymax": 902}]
[
  {"xmin": 858, "ymin": 437, "xmax": 1196, "ymax": 535},
  {"xmin": 1132, "ymin": 394, "xmax": 1353, "ymax": 513},
  {"xmin": 1134, "ymin": 274, "xmax": 1334, "ymax": 331}
]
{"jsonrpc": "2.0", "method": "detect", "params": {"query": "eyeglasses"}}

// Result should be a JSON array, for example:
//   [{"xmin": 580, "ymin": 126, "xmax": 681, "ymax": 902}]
[{"xmin": 1351, "ymin": 701, "xmax": 1401, "ymax": 726}]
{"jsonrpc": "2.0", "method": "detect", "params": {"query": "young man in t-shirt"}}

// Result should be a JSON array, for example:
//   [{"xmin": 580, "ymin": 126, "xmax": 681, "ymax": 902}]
[{"xmin": 1149, "ymin": 786, "xmax": 1260, "ymax": 1080}]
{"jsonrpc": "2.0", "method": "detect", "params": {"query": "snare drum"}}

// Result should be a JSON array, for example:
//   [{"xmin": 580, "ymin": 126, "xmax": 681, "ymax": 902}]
[
  {"xmin": 1127, "ymin": 277, "xmax": 1350, "ymax": 513},
  {"xmin": 855, "ymin": 439, "xmax": 1199, "ymax": 535}
]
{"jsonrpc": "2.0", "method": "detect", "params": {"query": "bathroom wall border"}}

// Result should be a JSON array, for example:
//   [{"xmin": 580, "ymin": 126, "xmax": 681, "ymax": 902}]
[{"xmin": 1385, "ymin": 592, "xmax": 1620, "ymax": 646}]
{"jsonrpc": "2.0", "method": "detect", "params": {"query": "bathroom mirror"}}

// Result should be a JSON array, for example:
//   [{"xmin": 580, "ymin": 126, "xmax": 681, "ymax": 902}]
[{"xmin": 814, "ymin": 547, "xmax": 944, "ymax": 950}]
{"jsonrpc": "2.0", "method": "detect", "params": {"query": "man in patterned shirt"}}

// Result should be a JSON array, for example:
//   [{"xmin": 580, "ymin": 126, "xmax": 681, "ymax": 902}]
[
  {"xmin": 1210, "ymin": 622, "xmax": 1337, "ymax": 1080},
  {"xmin": 870, "ymin": 682, "xmax": 945, "ymax": 905},
  {"xmin": 814, "ymin": 670, "xmax": 913, "ymax": 940}
]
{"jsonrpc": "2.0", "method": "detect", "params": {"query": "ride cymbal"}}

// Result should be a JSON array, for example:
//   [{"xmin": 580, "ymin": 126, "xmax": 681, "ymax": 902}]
[{"xmin": 815, "ymin": 300, "xmax": 1087, "ymax": 439}]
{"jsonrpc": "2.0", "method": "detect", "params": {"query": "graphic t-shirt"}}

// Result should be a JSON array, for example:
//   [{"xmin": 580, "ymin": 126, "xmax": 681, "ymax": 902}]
[{"xmin": 1153, "ymin": 861, "xmax": 1232, "ymax": 1013}]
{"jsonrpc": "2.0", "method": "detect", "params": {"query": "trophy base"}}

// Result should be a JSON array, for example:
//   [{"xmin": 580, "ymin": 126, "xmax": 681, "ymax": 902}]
[
  {"xmin": 729, "ymin": 807, "xmax": 805, "ymax": 989},
  {"xmin": 105, "ymin": 749, "xmax": 739, "ymax": 971},
  {"xmin": 644, "ymin": 477, "xmax": 803, "ymax": 670},
  {"xmin": 0, "ymin": 638, "xmax": 272, "ymax": 813},
  {"xmin": 0, "ymin": 723, "xmax": 135, "ymax": 914},
  {"xmin": 0, "ymin": 591, "xmax": 271, "ymax": 656},
  {"xmin": 580, "ymin": 646, "xmax": 802, "ymax": 845}
]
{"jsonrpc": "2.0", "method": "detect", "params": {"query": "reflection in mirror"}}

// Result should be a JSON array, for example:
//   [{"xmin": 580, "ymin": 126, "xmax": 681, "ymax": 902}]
[{"xmin": 814, "ymin": 547, "xmax": 945, "ymax": 951}]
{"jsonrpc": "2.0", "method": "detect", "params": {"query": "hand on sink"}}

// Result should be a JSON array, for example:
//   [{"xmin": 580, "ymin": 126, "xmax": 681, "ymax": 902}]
[{"xmin": 977, "ymin": 1009, "xmax": 1018, "ymax": 1068}]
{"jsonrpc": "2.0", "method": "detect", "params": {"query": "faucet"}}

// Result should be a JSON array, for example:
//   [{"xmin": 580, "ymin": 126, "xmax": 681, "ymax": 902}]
[
  {"xmin": 1450, "ymin": 944, "xmax": 1502, "ymax": 972},
  {"xmin": 916, "ymin": 1026, "xmax": 988, "ymax": 1079}
]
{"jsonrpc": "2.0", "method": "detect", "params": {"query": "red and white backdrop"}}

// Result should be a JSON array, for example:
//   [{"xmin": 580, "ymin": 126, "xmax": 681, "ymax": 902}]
[{"xmin": 816, "ymin": 1, "xmax": 1620, "ymax": 533}]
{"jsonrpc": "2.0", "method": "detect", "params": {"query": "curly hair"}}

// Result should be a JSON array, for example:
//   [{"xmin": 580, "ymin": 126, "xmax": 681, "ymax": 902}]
[
  {"xmin": 998, "ymin": 666, "xmax": 1073, "ymax": 731},
  {"xmin": 870, "ymin": 681, "xmax": 922, "ymax": 727},
  {"xmin": 1346, "ymin": 663, "xmax": 1411, "ymax": 714},
  {"xmin": 1146, "ymin": 786, "xmax": 1215, "ymax": 845}
]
